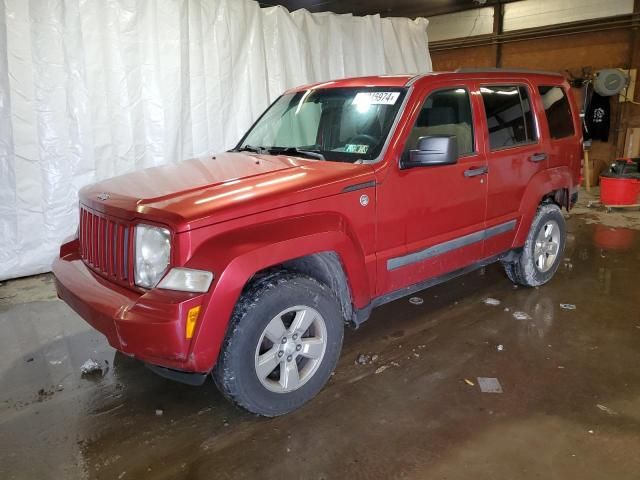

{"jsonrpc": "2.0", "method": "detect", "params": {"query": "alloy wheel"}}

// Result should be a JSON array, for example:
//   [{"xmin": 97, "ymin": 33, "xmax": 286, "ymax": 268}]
[
  {"xmin": 533, "ymin": 220, "xmax": 561, "ymax": 273},
  {"xmin": 254, "ymin": 306, "xmax": 327, "ymax": 393}
]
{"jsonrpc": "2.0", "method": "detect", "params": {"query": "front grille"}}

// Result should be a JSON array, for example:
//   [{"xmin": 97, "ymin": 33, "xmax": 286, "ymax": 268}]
[{"xmin": 79, "ymin": 206, "xmax": 132, "ymax": 284}]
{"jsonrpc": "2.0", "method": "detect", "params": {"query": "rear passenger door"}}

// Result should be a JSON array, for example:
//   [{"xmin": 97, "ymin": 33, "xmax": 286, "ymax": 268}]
[{"xmin": 480, "ymin": 83, "xmax": 547, "ymax": 258}]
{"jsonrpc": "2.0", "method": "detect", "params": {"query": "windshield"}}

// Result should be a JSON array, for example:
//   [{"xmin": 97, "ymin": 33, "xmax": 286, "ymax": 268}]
[{"xmin": 237, "ymin": 87, "xmax": 407, "ymax": 162}]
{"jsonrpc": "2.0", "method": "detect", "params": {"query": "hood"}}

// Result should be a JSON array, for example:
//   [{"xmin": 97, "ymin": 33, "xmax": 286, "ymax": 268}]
[{"xmin": 79, "ymin": 152, "xmax": 374, "ymax": 230}]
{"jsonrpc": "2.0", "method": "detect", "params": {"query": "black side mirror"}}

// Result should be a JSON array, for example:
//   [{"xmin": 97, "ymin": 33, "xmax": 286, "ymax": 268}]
[{"xmin": 402, "ymin": 135, "xmax": 458, "ymax": 169}]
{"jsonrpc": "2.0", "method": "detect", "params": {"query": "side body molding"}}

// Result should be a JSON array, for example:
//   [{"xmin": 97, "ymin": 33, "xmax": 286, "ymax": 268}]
[{"xmin": 387, "ymin": 220, "xmax": 516, "ymax": 271}]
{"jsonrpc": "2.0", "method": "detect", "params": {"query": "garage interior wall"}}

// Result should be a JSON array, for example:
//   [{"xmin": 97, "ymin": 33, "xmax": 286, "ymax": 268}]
[
  {"xmin": 0, "ymin": 0, "xmax": 431, "ymax": 281},
  {"xmin": 429, "ymin": 0, "xmax": 639, "ymax": 188}
]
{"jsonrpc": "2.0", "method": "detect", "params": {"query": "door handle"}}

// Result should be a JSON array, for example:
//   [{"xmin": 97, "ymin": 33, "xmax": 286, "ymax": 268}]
[
  {"xmin": 529, "ymin": 153, "xmax": 548, "ymax": 162},
  {"xmin": 464, "ymin": 166, "xmax": 488, "ymax": 177}
]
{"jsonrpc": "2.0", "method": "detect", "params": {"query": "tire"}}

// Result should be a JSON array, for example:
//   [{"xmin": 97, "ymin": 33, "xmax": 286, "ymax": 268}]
[
  {"xmin": 213, "ymin": 271, "xmax": 344, "ymax": 417},
  {"xmin": 501, "ymin": 203, "xmax": 566, "ymax": 287}
]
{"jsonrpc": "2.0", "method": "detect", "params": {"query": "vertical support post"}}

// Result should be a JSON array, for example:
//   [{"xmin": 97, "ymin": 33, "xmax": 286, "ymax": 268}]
[
  {"xmin": 583, "ymin": 147, "xmax": 591, "ymax": 193},
  {"xmin": 616, "ymin": 0, "xmax": 640, "ymax": 158},
  {"xmin": 493, "ymin": 2, "xmax": 504, "ymax": 68}
]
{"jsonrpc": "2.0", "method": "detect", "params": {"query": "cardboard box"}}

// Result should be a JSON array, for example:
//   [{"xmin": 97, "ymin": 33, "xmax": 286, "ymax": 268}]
[
  {"xmin": 584, "ymin": 156, "xmax": 613, "ymax": 187},
  {"xmin": 623, "ymin": 127, "xmax": 640, "ymax": 159}
]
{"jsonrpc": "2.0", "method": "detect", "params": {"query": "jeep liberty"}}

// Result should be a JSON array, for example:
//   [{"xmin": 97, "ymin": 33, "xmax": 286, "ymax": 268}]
[{"xmin": 54, "ymin": 70, "xmax": 582, "ymax": 416}]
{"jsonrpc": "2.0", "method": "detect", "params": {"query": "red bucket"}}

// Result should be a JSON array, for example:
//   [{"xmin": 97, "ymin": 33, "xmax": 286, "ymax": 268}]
[{"xmin": 600, "ymin": 176, "xmax": 640, "ymax": 205}]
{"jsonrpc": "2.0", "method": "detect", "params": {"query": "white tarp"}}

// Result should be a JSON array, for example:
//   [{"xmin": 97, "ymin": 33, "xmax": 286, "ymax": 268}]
[{"xmin": 0, "ymin": 0, "xmax": 430, "ymax": 281}]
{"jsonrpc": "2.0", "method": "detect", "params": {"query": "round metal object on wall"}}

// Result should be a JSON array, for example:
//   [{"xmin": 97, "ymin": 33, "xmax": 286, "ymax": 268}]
[{"xmin": 593, "ymin": 69, "xmax": 628, "ymax": 97}]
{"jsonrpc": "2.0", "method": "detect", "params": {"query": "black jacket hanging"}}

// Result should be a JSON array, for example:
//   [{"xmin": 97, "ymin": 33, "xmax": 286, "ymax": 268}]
[{"xmin": 585, "ymin": 92, "xmax": 611, "ymax": 142}]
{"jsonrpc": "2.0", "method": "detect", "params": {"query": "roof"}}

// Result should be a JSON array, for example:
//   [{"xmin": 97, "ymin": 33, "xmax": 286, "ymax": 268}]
[
  {"xmin": 286, "ymin": 75, "xmax": 416, "ymax": 93},
  {"xmin": 286, "ymin": 69, "xmax": 566, "ymax": 93},
  {"xmin": 454, "ymin": 67, "xmax": 563, "ymax": 77}
]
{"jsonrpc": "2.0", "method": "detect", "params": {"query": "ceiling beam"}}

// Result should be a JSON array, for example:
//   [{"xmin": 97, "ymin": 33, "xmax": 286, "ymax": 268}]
[
  {"xmin": 257, "ymin": 1, "xmax": 522, "ymax": 19},
  {"xmin": 429, "ymin": 14, "xmax": 637, "ymax": 51}
]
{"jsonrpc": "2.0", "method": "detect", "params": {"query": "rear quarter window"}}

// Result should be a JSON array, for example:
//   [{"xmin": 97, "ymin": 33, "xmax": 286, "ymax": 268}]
[{"xmin": 538, "ymin": 86, "xmax": 575, "ymax": 139}]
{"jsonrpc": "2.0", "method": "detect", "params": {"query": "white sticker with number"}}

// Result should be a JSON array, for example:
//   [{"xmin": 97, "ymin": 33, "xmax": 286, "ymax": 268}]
[
  {"xmin": 345, "ymin": 144, "xmax": 369, "ymax": 154},
  {"xmin": 352, "ymin": 91, "xmax": 400, "ymax": 106}
]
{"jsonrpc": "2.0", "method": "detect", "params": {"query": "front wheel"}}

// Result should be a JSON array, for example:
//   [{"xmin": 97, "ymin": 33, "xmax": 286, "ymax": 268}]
[
  {"xmin": 213, "ymin": 272, "xmax": 344, "ymax": 417},
  {"xmin": 502, "ymin": 203, "xmax": 566, "ymax": 287}
]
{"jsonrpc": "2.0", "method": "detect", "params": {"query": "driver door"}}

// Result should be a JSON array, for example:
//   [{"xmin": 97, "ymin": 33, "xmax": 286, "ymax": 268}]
[{"xmin": 376, "ymin": 82, "xmax": 489, "ymax": 294}]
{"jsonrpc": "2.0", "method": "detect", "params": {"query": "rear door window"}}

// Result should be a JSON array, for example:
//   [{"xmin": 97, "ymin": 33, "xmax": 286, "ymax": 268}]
[
  {"xmin": 480, "ymin": 85, "xmax": 537, "ymax": 150},
  {"xmin": 538, "ymin": 86, "xmax": 575, "ymax": 139}
]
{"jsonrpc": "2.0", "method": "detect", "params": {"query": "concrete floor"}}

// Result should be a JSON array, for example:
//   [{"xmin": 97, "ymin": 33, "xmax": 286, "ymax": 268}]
[{"xmin": 1, "ymin": 192, "xmax": 640, "ymax": 480}]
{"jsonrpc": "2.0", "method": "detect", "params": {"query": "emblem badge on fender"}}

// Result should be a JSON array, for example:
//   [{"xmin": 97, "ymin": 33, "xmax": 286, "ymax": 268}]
[
  {"xmin": 97, "ymin": 192, "xmax": 110, "ymax": 201},
  {"xmin": 359, "ymin": 194, "xmax": 369, "ymax": 207}
]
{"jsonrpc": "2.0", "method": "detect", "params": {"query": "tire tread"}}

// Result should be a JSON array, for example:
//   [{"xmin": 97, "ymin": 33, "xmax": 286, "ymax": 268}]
[
  {"xmin": 502, "ymin": 203, "xmax": 565, "ymax": 287},
  {"xmin": 213, "ymin": 270, "xmax": 341, "ymax": 416}
]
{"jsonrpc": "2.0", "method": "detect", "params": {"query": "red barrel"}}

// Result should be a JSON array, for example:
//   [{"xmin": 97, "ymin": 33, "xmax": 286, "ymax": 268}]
[{"xmin": 600, "ymin": 175, "xmax": 640, "ymax": 205}]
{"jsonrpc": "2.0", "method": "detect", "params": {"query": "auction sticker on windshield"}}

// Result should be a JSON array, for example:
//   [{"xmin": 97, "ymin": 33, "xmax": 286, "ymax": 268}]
[
  {"xmin": 353, "ymin": 91, "xmax": 400, "ymax": 105},
  {"xmin": 345, "ymin": 144, "xmax": 369, "ymax": 154}
]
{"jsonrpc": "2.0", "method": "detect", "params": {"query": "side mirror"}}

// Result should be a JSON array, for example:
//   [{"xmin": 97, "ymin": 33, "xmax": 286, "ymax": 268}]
[{"xmin": 402, "ymin": 135, "xmax": 458, "ymax": 169}]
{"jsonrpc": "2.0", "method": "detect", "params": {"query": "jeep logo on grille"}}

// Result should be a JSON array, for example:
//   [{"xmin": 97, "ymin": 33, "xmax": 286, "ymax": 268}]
[{"xmin": 97, "ymin": 192, "xmax": 110, "ymax": 201}]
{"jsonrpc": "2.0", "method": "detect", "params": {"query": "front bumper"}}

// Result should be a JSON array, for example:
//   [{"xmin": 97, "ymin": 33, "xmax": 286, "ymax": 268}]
[{"xmin": 53, "ymin": 250, "xmax": 207, "ymax": 372}]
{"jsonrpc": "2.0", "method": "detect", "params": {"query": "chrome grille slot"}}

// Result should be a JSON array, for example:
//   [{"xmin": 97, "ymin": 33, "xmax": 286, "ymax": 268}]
[{"xmin": 79, "ymin": 206, "xmax": 131, "ymax": 284}]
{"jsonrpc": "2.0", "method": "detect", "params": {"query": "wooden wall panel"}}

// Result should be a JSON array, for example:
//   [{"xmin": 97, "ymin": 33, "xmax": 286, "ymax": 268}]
[
  {"xmin": 500, "ymin": 30, "xmax": 632, "ymax": 71},
  {"xmin": 430, "ymin": 45, "xmax": 495, "ymax": 71},
  {"xmin": 431, "ymin": 28, "xmax": 638, "ymax": 181}
]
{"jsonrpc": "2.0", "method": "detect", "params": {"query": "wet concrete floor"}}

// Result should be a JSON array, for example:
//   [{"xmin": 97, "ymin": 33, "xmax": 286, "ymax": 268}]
[{"xmin": 1, "ymin": 200, "xmax": 640, "ymax": 479}]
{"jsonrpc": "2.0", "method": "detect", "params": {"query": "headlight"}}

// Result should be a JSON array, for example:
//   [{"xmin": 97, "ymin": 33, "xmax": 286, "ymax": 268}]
[
  {"xmin": 157, "ymin": 268, "xmax": 214, "ymax": 293},
  {"xmin": 134, "ymin": 224, "xmax": 171, "ymax": 288}
]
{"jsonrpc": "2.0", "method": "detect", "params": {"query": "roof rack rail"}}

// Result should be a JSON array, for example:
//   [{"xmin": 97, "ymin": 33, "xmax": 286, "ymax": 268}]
[
  {"xmin": 405, "ymin": 73, "xmax": 430, "ymax": 86},
  {"xmin": 454, "ymin": 67, "xmax": 563, "ymax": 77}
]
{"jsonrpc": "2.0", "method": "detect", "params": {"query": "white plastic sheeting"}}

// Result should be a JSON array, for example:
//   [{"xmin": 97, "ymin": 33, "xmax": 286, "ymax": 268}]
[{"xmin": 0, "ymin": 0, "xmax": 431, "ymax": 280}]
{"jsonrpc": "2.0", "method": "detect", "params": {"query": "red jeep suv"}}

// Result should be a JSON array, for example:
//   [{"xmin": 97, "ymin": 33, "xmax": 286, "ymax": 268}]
[{"xmin": 54, "ymin": 70, "xmax": 581, "ymax": 416}]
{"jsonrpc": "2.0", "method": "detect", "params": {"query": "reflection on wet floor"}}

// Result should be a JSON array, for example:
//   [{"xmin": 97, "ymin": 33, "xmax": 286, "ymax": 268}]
[{"xmin": 1, "ymin": 217, "xmax": 640, "ymax": 479}]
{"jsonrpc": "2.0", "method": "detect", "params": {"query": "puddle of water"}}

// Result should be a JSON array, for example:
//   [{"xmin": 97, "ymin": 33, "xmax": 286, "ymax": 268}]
[{"xmin": 1, "ymin": 220, "xmax": 640, "ymax": 479}]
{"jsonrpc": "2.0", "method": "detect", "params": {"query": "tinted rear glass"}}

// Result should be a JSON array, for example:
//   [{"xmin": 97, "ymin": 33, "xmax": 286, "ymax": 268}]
[
  {"xmin": 538, "ymin": 86, "xmax": 575, "ymax": 139},
  {"xmin": 481, "ymin": 85, "xmax": 537, "ymax": 150}
]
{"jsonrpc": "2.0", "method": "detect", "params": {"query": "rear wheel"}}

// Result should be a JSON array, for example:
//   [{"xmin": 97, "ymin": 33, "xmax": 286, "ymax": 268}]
[
  {"xmin": 502, "ymin": 203, "xmax": 566, "ymax": 287},
  {"xmin": 213, "ymin": 272, "xmax": 344, "ymax": 417}
]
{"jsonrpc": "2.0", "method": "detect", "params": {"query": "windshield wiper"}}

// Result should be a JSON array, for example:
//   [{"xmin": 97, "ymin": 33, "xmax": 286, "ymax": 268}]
[
  {"xmin": 236, "ymin": 145, "xmax": 269, "ymax": 154},
  {"xmin": 268, "ymin": 147, "xmax": 325, "ymax": 160}
]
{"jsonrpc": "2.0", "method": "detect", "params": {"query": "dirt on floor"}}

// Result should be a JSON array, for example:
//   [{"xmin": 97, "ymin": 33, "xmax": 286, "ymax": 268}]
[
  {"xmin": 570, "ymin": 187, "xmax": 640, "ymax": 230},
  {"xmin": 1, "ymin": 190, "xmax": 640, "ymax": 480}
]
